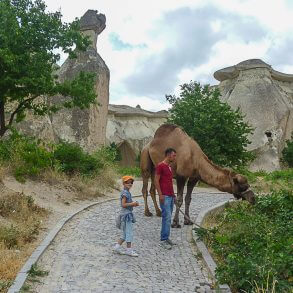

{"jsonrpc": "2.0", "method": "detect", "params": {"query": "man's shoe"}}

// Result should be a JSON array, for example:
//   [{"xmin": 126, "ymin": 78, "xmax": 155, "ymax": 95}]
[
  {"xmin": 166, "ymin": 239, "xmax": 176, "ymax": 246},
  {"xmin": 159, "ymin": 240, "xmax": 172, "ymax": 250}
]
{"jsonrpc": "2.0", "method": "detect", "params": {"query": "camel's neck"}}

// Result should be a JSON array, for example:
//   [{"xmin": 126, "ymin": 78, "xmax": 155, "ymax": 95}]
[{"xmin": 197, "ymin": 158, "xmax": 232, "ymax": 193}]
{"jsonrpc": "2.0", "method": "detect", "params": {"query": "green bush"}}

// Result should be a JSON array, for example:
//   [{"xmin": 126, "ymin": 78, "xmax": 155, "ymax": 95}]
[
  {"xmin": 195, "ymin": 190, "xmax": 293, "ymax": 292},
  {"xmin": 106, "ymin": 142, "xmax": 121, "ymax": 162},
  {"xmin": 0, "ymin": 132, "xmax": 119, "ymax": 180},
  {"xmin": 53, "ymin": 142, "xmax": 103, "ymax": 176},
  {"xmin": 93, "ymin": 145, "xmax": 119, "ymax": 166},
  {"xmin": 0, "ymin": 131, "xmax": 53, "ymax": 182},
  {"xmin": 53, "ymin": 142, "xmax": 118, "ymax": 176},
  {"xmin": 282, "ymin": 136, "xmax": 293, "ymax": 167},
  {"xmin": 166, "ymin": 81, "xmax": 254, "ymax": 167}
]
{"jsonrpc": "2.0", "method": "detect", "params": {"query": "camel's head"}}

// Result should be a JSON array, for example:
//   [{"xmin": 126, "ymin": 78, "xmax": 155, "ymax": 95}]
[{"xmin": 231, "ymin": 174, "xmax": 255, "ymax": 204}]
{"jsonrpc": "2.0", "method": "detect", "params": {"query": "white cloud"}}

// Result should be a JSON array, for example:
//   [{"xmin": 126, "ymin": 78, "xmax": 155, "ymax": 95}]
[{"xmin": 44, "ymin": 0, "xmax": 293, "ymax": 110}]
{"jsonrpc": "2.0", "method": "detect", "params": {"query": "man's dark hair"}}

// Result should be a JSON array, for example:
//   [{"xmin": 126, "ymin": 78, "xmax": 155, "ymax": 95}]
[{"xmin": 165, "ymin": 148, "xmax": 176, "ymax": 156}]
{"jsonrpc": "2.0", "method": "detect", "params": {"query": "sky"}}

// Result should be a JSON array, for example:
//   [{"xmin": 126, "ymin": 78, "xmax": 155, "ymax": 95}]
[{"xmin": 44, "ymin": 0, "xmax": 293, "ymax": 111}]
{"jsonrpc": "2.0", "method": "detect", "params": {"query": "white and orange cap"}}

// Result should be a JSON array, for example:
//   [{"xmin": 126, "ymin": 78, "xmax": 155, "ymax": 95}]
[{"xmin": 122, "ymin": 175, "xmax": 134, "ymax": 183}]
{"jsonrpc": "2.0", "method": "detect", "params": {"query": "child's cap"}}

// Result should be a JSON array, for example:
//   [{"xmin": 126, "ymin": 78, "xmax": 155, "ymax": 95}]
[{"xmin": 122, "ymin": 175, "xmax": 134, "ymax": 183}]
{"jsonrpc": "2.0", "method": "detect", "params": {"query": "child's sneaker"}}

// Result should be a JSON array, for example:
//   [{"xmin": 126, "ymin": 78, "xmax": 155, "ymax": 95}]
[
  {"xmin": 125, "ymin": 249, "xmax": 138, "ymax": 257},
  {"xmin": 113, "ymin": 244, "xmax": 125, "ymax": 255}
]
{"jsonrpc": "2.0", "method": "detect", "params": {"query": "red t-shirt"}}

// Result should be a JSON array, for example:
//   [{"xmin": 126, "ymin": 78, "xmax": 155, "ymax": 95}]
[{"xmin": 156, "ymin": 162, "xmax": 175, "ymax": 197}]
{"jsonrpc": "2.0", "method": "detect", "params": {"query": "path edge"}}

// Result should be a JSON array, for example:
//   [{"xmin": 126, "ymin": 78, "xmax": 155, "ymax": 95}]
[
  {"xmin": 192, "ymin": 200, "xmax": 233, "ymax": 293},
  {"xmin": 8, "ymin": 195, "xmax": 141, "ymax": 293}
]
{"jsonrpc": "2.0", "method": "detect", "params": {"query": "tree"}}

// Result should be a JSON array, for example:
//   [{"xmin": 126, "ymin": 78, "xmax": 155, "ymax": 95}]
[
  {"xmin": 166, "ymin": 81, "xmax": 254, "ymax": 167},
  {"xmin": 0, "ymin": 0, "xmax": 97, "ymax": 137}
]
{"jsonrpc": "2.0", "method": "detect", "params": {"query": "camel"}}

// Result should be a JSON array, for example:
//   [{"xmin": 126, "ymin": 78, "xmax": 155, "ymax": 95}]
[{"xmin": 140, "ymin": 124, "xmax": 255, "ymax": 228}]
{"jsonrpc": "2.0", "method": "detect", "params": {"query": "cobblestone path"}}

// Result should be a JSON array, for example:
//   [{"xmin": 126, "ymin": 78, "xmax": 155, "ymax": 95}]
[{"xmin": 30, "ymin": 191, "xmax": 232, "ymax": 293}]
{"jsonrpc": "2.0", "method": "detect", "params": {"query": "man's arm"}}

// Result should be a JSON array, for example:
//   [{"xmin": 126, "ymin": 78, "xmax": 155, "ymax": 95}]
[{"xmin": 154, "ymin": 173, "xmax": 164, "ymax": 204}]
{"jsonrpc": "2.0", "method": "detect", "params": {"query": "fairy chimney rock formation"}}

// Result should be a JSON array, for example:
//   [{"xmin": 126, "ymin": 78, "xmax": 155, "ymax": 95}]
[
  {"xmin": 50, "ymin": 10, "xmax": 109, "ymax": 152},
  {"xmin": 80, "ymin": 10, "xmax": 106, "ymax": 50},
  {"xmin": 214, "ymin": 59, "xmax": 293, "ymax": 171}
]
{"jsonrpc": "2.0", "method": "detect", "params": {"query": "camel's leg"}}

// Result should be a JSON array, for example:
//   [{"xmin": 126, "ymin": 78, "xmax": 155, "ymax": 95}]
[
  {"xmin": 150, "ymin": 170, "xmax": 161, "ymax": 217},
  {"xmin": 142, "ymin": 172, "xmax": 152, "ymax": 217},
  {"xmin": 171, "ymin": 176, "xmax": 186, "ymax": 228},
  {"xmin": 184, "ymin": 178, "xmax": 198, "ymax": 225}
]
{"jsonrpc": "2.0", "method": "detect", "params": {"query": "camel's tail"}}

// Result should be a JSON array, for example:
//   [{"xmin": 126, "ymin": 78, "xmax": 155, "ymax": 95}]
[{"xmin": 140, "ymin": 143, "xmax": 154, "ymax": 179}]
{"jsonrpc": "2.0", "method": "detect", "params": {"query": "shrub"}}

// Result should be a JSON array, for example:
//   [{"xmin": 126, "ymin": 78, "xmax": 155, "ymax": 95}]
[
  {"xmin": 0, "ymin": 131, "xmax": 53, "ymax": 182},
  {"xmin": 166, "ymin": 81, "xmax": 254, "ymax": 167},
  {"xmin": 93, "ymin": 145, "xmax": 118, "ymax": 166},
  {"xmin": 0, "ymin": 131, "xmax": 120, "ymax": 181},
  {"xmin": 282, "ymin": 136, "xmax": 293, "ymax": 167},
  {"xmin": 195, "ymin": 189, "xmax": 293, "ymax": 292},
  {"xmin": 53, "ymin": 142, "xmax": 102, "ymax": 176},
  {"xmin": 106, "ymin": 143, "xmax": 121, "ymax": 162},
  {"xmin": 53, "ymin": 142, "xmax": 117, "ymax": 176}
]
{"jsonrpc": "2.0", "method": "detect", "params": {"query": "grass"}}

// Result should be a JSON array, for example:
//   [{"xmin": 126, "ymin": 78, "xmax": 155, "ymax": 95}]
[
  {"xmin": 0, "ymin": 192, "xmax": 47, "ymax": 246},
  {"xmin": 117, "ymin": 166, "xmax": 141, "ymax": 178},
  {"xmin": 67, "ymin": 166, "xmax": 118, "ymax": 199},
  {"xmin": 235, "ymin": 168, "xmax": 293, "ymax": 193},
  {"xmin": 0, "ymin": 187, "xmax": 48, "ymax": 292},
  {"xmin": 28, "ymin": 264, "xmax": 48, "ymax": 278}
]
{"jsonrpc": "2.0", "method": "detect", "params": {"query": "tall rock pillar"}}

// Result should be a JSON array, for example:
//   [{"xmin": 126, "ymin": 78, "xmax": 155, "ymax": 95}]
[
  {"xmin": 51, "ymin": 10, "xmax": 110, "ymax": 152},
  {"xmin": 214, "ymin": 59, "xmax": 293, "ymax": 171}
]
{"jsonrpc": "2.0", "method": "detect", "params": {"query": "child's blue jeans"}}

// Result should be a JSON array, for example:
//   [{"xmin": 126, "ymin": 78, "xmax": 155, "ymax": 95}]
[
  {"xmin": 159, "ymin": 195, "xmax": 174, "ymax": 241},
  {"xmin": 120, "ymin": 220, "xmax": 133, "ymax": 242}
]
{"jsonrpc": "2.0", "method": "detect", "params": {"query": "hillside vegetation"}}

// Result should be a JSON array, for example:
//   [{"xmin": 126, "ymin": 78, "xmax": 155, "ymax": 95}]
[
  {"xmin": 196, "ymin": 171, "xmax": 293, "ymax": 293},
  {"xmin": 0, "ymin": 132, "xmax": 120, "ymax": 292}
]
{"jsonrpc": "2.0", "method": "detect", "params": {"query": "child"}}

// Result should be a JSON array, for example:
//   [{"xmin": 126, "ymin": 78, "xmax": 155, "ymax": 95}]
[{"xmin": 114, "ymin": 175, "xmax": 139, "ymax": 257}]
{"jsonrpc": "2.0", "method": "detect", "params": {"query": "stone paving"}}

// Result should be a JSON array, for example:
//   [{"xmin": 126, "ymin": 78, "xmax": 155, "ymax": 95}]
[{"xmin": 29, "ymin": 191, "xmax": 233, "ymax": 293}]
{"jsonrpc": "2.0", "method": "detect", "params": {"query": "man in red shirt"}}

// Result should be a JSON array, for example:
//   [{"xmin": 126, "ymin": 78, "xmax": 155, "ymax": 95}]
[{"xmin": 155, "ymin": 148, "xmax": 177, "ymax": 250}]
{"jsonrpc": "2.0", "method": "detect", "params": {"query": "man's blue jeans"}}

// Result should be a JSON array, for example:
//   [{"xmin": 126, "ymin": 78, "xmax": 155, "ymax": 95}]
[{"xmin": 159, "ymin": 195, "xmax": 174, "ymax": 241}]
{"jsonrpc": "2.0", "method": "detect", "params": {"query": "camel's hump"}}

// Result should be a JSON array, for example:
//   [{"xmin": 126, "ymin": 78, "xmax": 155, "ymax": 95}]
[{"xmin": 154, "ymin": 124, "xmax": 182, "ymax": 138}]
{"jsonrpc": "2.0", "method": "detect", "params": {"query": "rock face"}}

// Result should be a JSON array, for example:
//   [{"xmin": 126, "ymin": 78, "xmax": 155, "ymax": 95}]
[
  {"xmin": 214, "ymin": 59, "xmax": 293, "ymax": 171},
  {"xmin": 14, "ymin": 10, "xmax": 109, "ymax": 153},
  {"xmin": 106, "ymin": 105, "xmax": 168, "ymax": 166},
  {"xmin": 50, "ymin": 10, "xmax": 109, "ymax": 152}
]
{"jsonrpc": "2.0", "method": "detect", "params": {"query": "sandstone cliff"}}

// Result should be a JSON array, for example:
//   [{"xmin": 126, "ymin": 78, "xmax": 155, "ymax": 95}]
[{"xmin": 106, "ymin": 104, "xmax": 168, "ymax": 166}]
